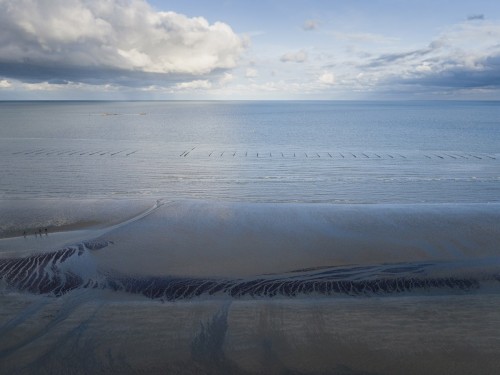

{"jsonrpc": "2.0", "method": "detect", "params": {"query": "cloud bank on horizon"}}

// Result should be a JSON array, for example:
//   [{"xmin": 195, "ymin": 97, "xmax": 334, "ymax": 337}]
[{"xmin": 0, "ymin": 0, "xmax": 499, "ymax": 99}]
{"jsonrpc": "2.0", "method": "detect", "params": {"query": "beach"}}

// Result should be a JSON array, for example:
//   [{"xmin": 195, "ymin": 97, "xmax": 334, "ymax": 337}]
[
  {"xmin": 1, "ymin": 100, "xmax": 499, "ymax": 374},
  {"xmin": 2, "ymin": 199, "xmax": 500, "ymax": 374}
]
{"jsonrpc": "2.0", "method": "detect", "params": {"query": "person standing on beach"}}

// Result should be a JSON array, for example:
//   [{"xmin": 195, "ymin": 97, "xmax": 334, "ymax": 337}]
[{"xmin": 45, "ymin": 228, "xmax": 48, "ymax": 236}]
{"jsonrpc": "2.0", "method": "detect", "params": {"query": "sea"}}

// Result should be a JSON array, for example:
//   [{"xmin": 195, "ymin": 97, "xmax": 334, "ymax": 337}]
[
  {"xmin": 0, "ymin": 100, "xmax": 499, "ymax": 374},
  {"xmin": 0, "ymin": 100, "xmax": 499, "ymax": 203}
]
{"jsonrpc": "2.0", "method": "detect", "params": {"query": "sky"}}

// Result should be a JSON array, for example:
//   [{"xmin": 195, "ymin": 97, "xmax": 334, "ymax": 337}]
[{"xmin": 0, "ymin": 0, "xmax": 499, "ymax": 100}]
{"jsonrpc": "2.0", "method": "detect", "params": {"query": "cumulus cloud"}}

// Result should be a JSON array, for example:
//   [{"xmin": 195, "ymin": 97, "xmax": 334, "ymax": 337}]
[
  {"xmin": 245, "ymin": 68, "xmax": 259, "ymax": 78},
  {"xmin": 363, "ymin": 21, "xmax": 500, "ymax": 93},
  {"xmin": 0, "ymin": 0, "xmax": 245, "ymax": 87},
  {"xmin": 318, "ymin": 72, "xmax": 335, "ymax": 85},
  {"xmin": 22, "ymin": 81, "xmax": 74, "ymax": 91},
  {"xmin": 0, "ymin": 79, "xmax": 12, "ymax": 88},
  {"xmin": 332, "ymin": 32, "xmax": 398, "ymax": 44},
  {"xmin": 280, "ymin": 50, "xmax": 308, "ymax": 63},
  {"xmin": 303, "ymin": 19, "xmax": 319, "ymax": 31},
  {"xmin": 175, "ymin": 80, "xmax": 212, "ymax": 90},
  {"xmin": 219, "ymin": 72, "xmax": 234, "ymax": 86},
  {"xmin": 396, "ymin": 53, "xmax": 500, "ymax": 89}
]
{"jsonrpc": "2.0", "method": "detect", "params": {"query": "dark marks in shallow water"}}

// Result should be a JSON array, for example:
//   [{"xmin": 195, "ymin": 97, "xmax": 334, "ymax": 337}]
[
  {"xmin": 111, "ymin": 273, "xmax": 480, "ymax": 301},
  {"xmin": 82, "ymin": 240, "xmax": 114, "ymax": 250},
  {"xmin": 193, "ymin": 149, "xmax": 498, "ymax": 160},
  {"xmin": 0, "ymin": 241, "xmax": 113, "ymax": 296},
  {"xmin": 191, "ymin": 303, "xmax": 230, "ymax": 364},
  {"xmin": 1, "ymin": 244, "xmax": 496, "ymax": 301},
  {"xmin": 0, "ymin": 247, "xmax": 82, "ymax": 296},
  {"xmin": 11, "ymin": 149, "xmax": 140, "ymax": 158}
]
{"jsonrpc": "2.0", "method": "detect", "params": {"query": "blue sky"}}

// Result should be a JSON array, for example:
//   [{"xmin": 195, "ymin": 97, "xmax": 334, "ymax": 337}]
[{"xmin": 0, "ymin": 0, "xmax": 499, "ymax": 99}]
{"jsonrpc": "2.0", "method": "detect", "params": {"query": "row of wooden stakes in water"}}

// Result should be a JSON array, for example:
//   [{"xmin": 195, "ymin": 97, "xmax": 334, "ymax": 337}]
[
  {"xmin": 12, "ymin": 149, "xmax": 139, "ymax": 156},
  {"xmin": 180, "ymin": 148, "xmax": 496, "ymax": 160},
  {"xmin": 10, "ymin": 148, "xmax": 496, "ymax": 160}
]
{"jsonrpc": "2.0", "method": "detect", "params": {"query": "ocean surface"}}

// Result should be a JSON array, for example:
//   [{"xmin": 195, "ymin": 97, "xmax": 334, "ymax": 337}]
[
  {"xmin": 1, "ymin": 101, "xmax": 500, "ymax": 375},
  {"xmin": 0, "ymin": 100, "xmax": 499, "ymax": 203}
]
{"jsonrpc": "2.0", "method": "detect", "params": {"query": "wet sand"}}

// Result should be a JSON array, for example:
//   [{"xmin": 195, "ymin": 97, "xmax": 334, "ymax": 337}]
[
  {"xmin": 0, "ymin": 198, "xmax": 159, "ymax": 256},
  {"xmin": 0, "ymin": 198, "xmax": 155, "ymax": 240},
  {"xmin": 1, "ymin": 199, "xmax": 500, "ymax": 374},
  {"xmin": 1, "ymin": 292, "xmax": 500, "ymax": 375}
]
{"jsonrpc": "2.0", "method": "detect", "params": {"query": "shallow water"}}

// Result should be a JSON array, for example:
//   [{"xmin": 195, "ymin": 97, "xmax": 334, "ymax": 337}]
[
  {"xmin": 2, "ymin": 293, "xmax": 500, "ymax": 375},
  {"xmin": 1, "ymin": 101, "xmax": 500, "ymax": 374},
  {"xmin": 1, "ymin": 200, "xmax": 500, "ymax": 374},
  {"xmin": 1, "ymin": 101, "xmax": 499, "ymax": 203}
]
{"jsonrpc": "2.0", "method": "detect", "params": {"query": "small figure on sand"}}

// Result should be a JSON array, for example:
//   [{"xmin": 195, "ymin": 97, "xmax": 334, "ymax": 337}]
[
  {"xmin": 45, "ymin": 228, "xmax": 48, "ymax": 236},
  {"xmin": 23, "ymin": 231, "xmax": 26, "ymax": 238},
  {"xmin": 38, "ymin": 228, "xmax": 42, "ymax": 237}
]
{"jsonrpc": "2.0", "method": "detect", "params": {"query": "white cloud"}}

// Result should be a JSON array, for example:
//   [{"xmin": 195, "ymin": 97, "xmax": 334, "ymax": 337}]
[
  {"xmin": 332, "ymin": 32, "xmax": 398, "ymax": 44},
  {"xmin": 0, "ymin": 0, "xmax": 245, "ymax": 79},
  {"xmin": 139, "ymin": 85, "xmax": 163, "ymax": 92},
  {"xmin": 1, "ymin": 1, "xmax": 498, "ymax": 99},
  {"xmin": 245, "ymin": 68, "xmax": 259, "ymax": 78},
  {"xmin": 248, "ymin": 81, "xmax": 304, "ymax": 93},
  {"xmin": 175, "ymin": 80, "xmax": 212, "ymax": 90},
  {"xmin": 351, "ymin": 20, "xmax": 500, "ymax": 96},
  {"xmin": 22, "ymin": 82, "xmax": 70, "ymax": 91},
  {"xmin": 0, "ymin": 79, "xmax": 11, "ymax": 88},
  {"xmin": 219, "ymin": 72, "xmax": 234, "ymax": 86},
  {"xmin": 303, "ymin": 19, "xmax": 319, "ymax": 31},
  {"xmin": 280, "ymin": 50, "xmax": 308, "ymax": 63},
  {"xmin": 318, "ymin": 72, "xmax": 335, "ymax": 85},
  {"xmin": 415, "ymin": 63, "xmax": 432, "ymax": 73}
]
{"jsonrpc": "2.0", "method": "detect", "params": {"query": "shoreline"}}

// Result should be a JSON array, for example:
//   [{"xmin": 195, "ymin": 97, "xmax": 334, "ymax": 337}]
[
  {"xmin": 0, "ymin": 197, "xmax": 157, "ymax": 240},
  {"xmin": 1, "ymin": 198, "xmax": 499, "ymax": 238},
  {"xmin": 0, "ymin": 198, "xmax": 161, "ymax": 255},
  {"xmin": 2, "ymin": 199, "xmax": 499, "ymax": 264}
]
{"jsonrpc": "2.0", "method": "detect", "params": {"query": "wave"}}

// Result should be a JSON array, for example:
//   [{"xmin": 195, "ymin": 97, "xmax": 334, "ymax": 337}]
[{"xmin": 1, "ymin": 240, "xmax": 498, "ymax": 301}]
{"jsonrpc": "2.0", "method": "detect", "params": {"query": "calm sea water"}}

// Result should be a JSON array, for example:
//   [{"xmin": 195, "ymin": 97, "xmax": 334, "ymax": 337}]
[
  {"xmin": 0, "ymin": 100, "xmax": 499, "ymax": 203},
  {"xmin": 2, "ymin": 101, "xmax": 500, "ymax": 375}
]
